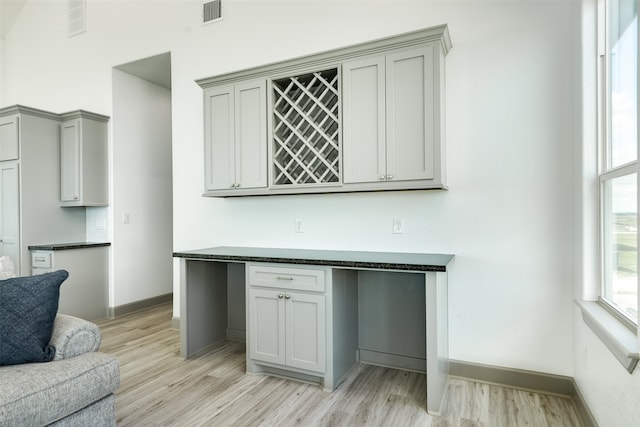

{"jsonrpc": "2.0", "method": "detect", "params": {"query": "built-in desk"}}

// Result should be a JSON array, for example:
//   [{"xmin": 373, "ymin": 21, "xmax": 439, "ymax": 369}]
[{"xmin": 173, "ymin": 246, "xmax": 454, "ymax": 414}]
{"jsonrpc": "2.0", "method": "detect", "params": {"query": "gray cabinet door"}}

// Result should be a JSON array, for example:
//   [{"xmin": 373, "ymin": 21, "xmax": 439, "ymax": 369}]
[
  {"xmin": 285, "ymin": 292, "xmax": 326, "ymax": 373},
  {"xmin": 0, "ymin": 116, "xmax": 19, "ymax": 162},
  {"xmin": 0, "ymin": 162, "xmax": 20, "ymax": 274},
  {"xmin": 235, "ymin": 81, "xmax": 267, "ymax": 189},
  {"xmin": 342, "ymin": 57, "xmax": 386, "ymax": 184},
  {"xmin": 204, "ymin": 86, "xmax": 234, "ymax": 191},
  {"xmin": 248, "ymin": 287, "xmax": 286, "ymax": 365},
  {"xmin": 386, "ymin": 46, "xmax": 435, "ymax": 182},
  {"xmin": 60, "ymin": 119, "xmax": 81, "ymax": 203}
]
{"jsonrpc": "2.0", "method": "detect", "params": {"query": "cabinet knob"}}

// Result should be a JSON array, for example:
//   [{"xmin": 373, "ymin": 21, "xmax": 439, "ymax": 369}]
[
  {"xmin": 386, "ymin": 175, "xmax": 393, "ymax": 180},
  {"xmin": 379, "ymin": 175, "xmax": 386, "ymax": 181},
  {"xmin": 73, "ymin": 196, "xmax": 79, "ymax": 200},
  {"xmin": 278, "ymin": 293, "xmax": 284, "ymax": 299},
  {"xmin": 285, "ymin": 294, "xmax": 291, "ymax": 299}
]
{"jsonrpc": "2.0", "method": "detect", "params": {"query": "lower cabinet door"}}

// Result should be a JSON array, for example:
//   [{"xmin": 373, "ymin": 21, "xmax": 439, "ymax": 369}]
[
  {"xmin": 248, "ymin": 288, "xmax": 285, "ymax": 365},
  {"xmin": 285, "ymin": 292, "xmax": 326, "ymax": 373}
]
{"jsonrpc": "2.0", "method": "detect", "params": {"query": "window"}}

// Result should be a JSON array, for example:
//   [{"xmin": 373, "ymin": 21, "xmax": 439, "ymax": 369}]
[{"xmin": 599, "ymin": 0, "xmax": 638, "ymax": 326}]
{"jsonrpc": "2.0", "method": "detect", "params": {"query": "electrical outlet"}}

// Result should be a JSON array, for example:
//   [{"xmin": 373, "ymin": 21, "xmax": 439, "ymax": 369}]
[
  {"xmin": 393, "ymin": 218, "xmax": 404, "ymax": 234},
  {"xmin": 295, "ymin": 219, "xmax": 303, "ymax": 233}
]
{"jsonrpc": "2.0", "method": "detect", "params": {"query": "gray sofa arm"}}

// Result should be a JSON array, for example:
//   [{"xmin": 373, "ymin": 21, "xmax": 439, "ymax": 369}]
[{"xmin": 49, "ymin": 314, "xmax": 102, "ymax": 361}]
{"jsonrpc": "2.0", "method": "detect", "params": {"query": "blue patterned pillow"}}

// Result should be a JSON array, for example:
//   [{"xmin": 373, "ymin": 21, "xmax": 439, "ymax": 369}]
[{"xmin": 0, "ymin": 270, "xmax": 69, "ymax": 366}]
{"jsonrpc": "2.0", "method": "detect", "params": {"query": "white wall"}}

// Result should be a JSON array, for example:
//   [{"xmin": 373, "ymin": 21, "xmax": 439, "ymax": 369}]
[
  {"xmin": 0, "ymin": 0, "xmax": 577, "ymax": 381},
  {"xmin": 571, "ymin": 0, "xmax": 640, "ymax": 424},
  {"xmin": 111, "ymin": 69, "xmax": 173, "ymax": 306}
]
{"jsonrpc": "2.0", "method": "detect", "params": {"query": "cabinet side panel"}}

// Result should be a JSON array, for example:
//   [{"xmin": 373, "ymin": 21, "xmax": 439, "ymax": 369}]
[
  {"xmin": 358, "ymin": 271, "xmax": 426, "ymax": 360},
  {"xmin": 80, "ymin": 119, "xmax": 109, "ymax": 205},
  {"xmin": 331, "ymin": 269, "xmax": 359, "ymax": 387}
]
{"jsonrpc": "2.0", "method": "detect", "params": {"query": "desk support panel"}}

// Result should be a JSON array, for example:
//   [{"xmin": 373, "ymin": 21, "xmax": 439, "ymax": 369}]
[{"xmin": 180, "ymin": 259, "xmax": 228, "ymax": 358}]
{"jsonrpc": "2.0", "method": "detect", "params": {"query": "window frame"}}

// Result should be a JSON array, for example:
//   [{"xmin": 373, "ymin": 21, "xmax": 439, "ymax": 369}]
[{"xmin": 597, "ymin": 0, "xmax": 639, "ymax": 331}]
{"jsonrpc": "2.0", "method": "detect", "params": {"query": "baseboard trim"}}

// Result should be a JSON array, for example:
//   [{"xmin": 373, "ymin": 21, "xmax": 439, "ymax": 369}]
[
  {"xmin": 449, "ymin": 359, "xmax": 573, "ymax": 396},
  {"xmin": 572, "ymin": 379, "xmax": 598, "ymax": 427},
  {"xmin": 450, "ymin": 360, "xmax": 597, "ymax": 426},
  {"xmin": 359, "ymin": 349, "xmax": 426, "ymax": 373},
  {"xmin": 171, "ymin": 316, "xmax": 180, "ymax": 330},
  {"xmin": 108, "ymin": 293, "xmax": 173, "ymax": 318}
]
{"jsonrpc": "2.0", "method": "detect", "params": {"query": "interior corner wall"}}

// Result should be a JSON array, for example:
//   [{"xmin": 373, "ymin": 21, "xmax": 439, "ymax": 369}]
[
  {"xmin": 1, "ymin": 0, "xmax": 576, "ymax": 380},
  {"xmin": 111, "ymin": 69, "xmax": 173, "ymax": 307}
]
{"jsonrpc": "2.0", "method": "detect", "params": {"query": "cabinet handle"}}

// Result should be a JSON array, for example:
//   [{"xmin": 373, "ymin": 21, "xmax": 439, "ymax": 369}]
[
  {"xmin": 276, "ymin": 276, "xmax": 293, "ymax": 281},
  {"xmin": 285, "ymin": 294, "xmax": 291, "ymax": 299},
  {"xmin": 278, "ymin": 293, "xmax": 284, "ymax": 299}
]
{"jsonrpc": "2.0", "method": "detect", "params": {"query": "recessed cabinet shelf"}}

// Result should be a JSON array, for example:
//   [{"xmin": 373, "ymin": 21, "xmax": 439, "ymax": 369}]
[
  {"xmin": 197, "ymin": 24, "xmax": 452, "ymax": 197},
  {"xmin": 271, "ymin": 68, "xmax": 340, "ymax": 187}
]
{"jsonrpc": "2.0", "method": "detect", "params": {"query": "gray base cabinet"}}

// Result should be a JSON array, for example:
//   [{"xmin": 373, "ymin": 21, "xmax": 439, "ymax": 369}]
[
  {"xmin": 246, "ymin": 264, "xmax": 330, "ymax": 384},
  {"xmin": 31, "ymin": 245, "xmax": 109, "ymax": 321}
]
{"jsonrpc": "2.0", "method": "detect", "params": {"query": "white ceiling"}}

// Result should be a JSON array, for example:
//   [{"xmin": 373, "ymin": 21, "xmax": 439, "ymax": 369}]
[
  {"xmin": 0, "ymin": 1, "xmax": 172, "ymax": 89},
  {"xmin": 0, "ymin": 0, "xmax": 27, "ymax": 39}
]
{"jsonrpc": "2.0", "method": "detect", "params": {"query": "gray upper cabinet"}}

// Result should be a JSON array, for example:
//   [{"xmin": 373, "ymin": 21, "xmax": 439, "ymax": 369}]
[
  {"xmin": 0, "ymin": 105, "xmax": 88, "ymax": 275},
  {"xmin": 204, "ymin": 80, "xmax": 267, "ymax": 193},
  {"xmin": 343, "ymin": 45, "xmax": 445, "ymax": 189},
  {"xmin": 0, "ymin": 116, "xmax": 19, "ymax": 161},
  {"xmin": 197, "ymin": 24, "xmax": 451, "ymax": 197},
  {"xmin": 60, "ymin": 110, "xmax": 109, "ymax": 207}
]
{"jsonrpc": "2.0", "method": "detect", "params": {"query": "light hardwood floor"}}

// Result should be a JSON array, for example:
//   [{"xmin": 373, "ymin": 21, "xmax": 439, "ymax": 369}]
[{"xmin": 96, "ymin": 303, "xmax": 583, "ymax": 426}]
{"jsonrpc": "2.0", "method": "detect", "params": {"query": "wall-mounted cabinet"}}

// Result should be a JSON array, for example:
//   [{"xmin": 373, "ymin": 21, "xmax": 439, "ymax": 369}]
[
  {"xmin": 197, "ymin": 25, "xmax": 451, "ymax": 197},
  {"xmin": 60, "ymin": 110, "xmax": 109, "ymax": 207},
  {"xmin": 343, "ymin": 45, "xmax": 445, "ymax": 189},
  {"xmin": 203, "ymin": 80, "xmax": 267, "ymax": 192}
]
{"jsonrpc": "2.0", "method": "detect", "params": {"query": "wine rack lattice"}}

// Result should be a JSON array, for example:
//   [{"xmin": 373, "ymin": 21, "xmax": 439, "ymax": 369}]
[{"xmin": 272, "ymin": 68, "xmax": 340, "ymax": 186}]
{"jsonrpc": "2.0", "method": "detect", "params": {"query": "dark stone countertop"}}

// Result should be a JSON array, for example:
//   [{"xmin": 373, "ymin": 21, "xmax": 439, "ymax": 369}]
[
  {"xmin": 28, "ymin": 242, "xmax": 111, "ymax": 251},
  {"xmin": 173, "ymin": 246, "xmax": 454, "ymax": 272}
]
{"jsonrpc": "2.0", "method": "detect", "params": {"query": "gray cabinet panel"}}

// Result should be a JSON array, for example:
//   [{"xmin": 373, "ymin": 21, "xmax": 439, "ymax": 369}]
[{"xmin": 0, "ymin": 116, "xmax": 19, "ymax": 161}]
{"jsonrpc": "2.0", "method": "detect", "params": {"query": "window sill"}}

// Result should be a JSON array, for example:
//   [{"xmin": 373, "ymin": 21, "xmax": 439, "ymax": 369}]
[{"xmin": 575, "ymin": 299, "xmax": 639, "ymax": 373}]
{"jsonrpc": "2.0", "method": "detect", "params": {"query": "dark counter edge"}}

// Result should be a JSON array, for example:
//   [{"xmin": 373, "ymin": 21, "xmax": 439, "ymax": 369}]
[
  {"xmin": 28, "ymin": 242, "xmax": 111, "ymax": 251},
  {"xmin": 173, "ymin": 249, "xmax": 453, "ymax": 272}
]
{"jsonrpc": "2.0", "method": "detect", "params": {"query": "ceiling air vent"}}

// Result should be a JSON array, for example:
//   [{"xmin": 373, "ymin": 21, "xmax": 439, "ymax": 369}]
[
  {"xmin": 68, "ymin": 0, "xmax": 86, "ymax": 37},
  {"xmin": 203, "ymin": 0, "xmax": 222, "ymax": 24}
]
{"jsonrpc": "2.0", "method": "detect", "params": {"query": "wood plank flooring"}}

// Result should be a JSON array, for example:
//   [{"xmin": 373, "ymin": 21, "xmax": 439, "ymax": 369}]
[{"xmin": 95, "ymin": 303, "xmax": 582, "ymax": 426}]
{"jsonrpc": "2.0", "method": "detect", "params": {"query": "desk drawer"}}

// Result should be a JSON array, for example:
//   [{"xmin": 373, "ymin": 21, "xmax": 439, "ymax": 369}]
[
  {"xmin": 32, "ymin": 252, "xmax": 52, "ymax": 269},
  {"xmin": 248, "ymin": 264, "xmax": 325, "ymax": 292}
]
